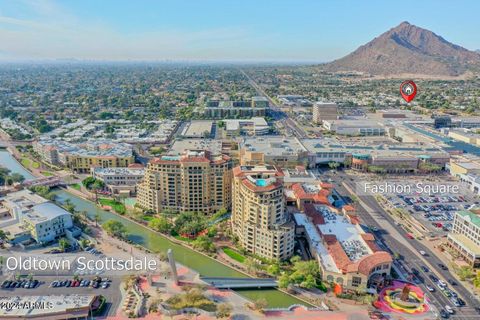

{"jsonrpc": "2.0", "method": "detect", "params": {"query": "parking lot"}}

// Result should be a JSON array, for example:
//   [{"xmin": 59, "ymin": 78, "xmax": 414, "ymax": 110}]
[{"xmin": 385, "ymin": 187, "xmax": 477, "ymax": 236}]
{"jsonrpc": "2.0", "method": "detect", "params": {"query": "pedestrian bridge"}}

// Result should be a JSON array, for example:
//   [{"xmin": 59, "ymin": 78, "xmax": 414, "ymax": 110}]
[{"xmin": 200, "ymin": 277, "xmax": 278, "ymax": 289}]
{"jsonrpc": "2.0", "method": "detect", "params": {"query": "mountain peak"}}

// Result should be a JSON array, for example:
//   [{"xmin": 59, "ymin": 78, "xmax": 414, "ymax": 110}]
[{"xmin": 323, "ymin": 22, "xmax": 480, "ymax": 77}]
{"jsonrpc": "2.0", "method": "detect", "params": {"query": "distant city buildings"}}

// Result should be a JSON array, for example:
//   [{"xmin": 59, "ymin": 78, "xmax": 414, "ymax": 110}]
[
  {"xmin": 312, "ymin": 102, "xmax": 338, "ymax": 124},
  {"xmin": 204, "ymin": 97, "xmax": 268, "ymax": 119},
  {"xmin": 446, "ymin": 210, "xmax": 480, "ymax": 268},
  {"xmin": 231, "ymin": 165, "xmax": 294, "ymax": 260},
  {"xmin": 34, "ymin": 139, "xmax": 134, "ymax": 173},
  {"xmin": 0, "ymin": 190, "xmax": 75, "ymax": 245},
  {"xmin": 91, "ymin": 164, "xmax": 145, "ymax": 196},
  {"xmin": 294, "ymin": 204, "xmax": 392, "ymax": 290},
  {"xmin": 137, "ymin": 150, "xmax": 233, "ymax": 214}
]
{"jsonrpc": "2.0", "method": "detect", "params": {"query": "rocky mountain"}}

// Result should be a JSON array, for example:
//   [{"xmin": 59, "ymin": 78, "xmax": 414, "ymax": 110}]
[{"xmin": 323, "ymin": 22, "xmax": 480, "ymax": 77}]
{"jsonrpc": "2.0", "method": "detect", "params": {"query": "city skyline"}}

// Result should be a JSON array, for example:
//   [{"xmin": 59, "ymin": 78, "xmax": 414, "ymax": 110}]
[{"xmin": 0, "ymin": 0, "xmax": 479, "ymax": 62}]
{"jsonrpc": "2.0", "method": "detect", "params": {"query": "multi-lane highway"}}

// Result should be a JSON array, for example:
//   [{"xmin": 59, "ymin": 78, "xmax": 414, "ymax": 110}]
[
  {"xmin": 329, "ymin": 171, "xmax": 480, "ymax": 319},
  {"xmin": 240, "ymin": 69, "xmax": 308, "ymax": 139}
]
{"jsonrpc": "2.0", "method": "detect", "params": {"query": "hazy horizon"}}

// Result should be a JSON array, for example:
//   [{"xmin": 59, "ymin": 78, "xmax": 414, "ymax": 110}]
[{"xmin": 0, "ymin": 0, "xmax": 479, "ymax": 62}]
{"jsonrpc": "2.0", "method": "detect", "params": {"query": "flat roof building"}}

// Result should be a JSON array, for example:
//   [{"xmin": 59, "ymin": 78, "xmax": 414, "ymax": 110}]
[
  {"xmin": 294, "ymin": 204, "xmax": 392, "ymax": 290},
  {"xmin": 181, "ymin": 120, "xmax": 214, "ymax": 138},
  {"xmin": 1, "ymin": 190, "xmax": 73, "ymax": 244},
  {"xmin": 0, "ymin": 295, "xmax": 99, "ymax": 319},
  {"xmin": 239, "ymin": 136, "xmax": 309, "ymax": 168},
  {"xmin": 447, "ymin": 211, "xmax": 480, "ymax": 268},
  {"xmin": 323, "ymin": 120, "xmax": 385, "ymax": 136},
  {"xmin": 224, "ymin": 117, "xmax": 269, "ymax": 137}
]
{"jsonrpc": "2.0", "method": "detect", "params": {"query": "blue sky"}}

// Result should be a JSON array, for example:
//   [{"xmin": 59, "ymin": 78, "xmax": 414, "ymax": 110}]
[{"xmin": 0, "ymin": 0, "xmax": 479, "ymax": 61}]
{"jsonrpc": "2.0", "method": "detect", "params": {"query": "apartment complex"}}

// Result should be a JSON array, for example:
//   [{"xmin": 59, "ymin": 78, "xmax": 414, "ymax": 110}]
[
  {"xmin": 91, "ymin": 164, "xmax": 145, "ymax": 196},
  {"xmin": 312, "ymin": 102, "xmax": 338, "ymax": 124},
  {"xmin": 137, "ymin": 150, "xmax": 233, "ymax": 214},
  {"xmin": 204, "ymin": 97, "xmax": 268, "ymax": 119},
  {"xmin": 446, "ymin": 210, "xmax": 480, "ymax": 268},
  {"xmin": 0, "ymin": 190, "xmax": 74, "ymax": 244},
  {"xmin": 294, "ymin": 204, "xmax": 392, "ymax": 290},
  {"xmin": 231, "ymin": 165, "xmax": 295, "ymax": 260},
  {"xmin": 34, "ymin": 139, "xmax": 134, "ymax": 173}
]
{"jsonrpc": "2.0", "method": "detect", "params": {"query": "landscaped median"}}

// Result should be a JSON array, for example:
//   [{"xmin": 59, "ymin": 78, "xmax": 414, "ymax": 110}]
[{"xmin": 222, "ymin": 247, "xmax": 246, "ymax": 263}]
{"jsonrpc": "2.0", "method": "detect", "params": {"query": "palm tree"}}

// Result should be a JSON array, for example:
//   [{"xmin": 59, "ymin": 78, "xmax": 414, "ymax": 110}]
[{"xmin": 94, "ymin": 213, "xmax": 101, "ymax": 227}]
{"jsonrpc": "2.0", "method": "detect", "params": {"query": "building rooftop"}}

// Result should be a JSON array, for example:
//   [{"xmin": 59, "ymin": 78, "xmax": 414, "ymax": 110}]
[
  {"xmin": 36, "ymin": 138, "xmax": 133, "ymax": 158},
  {"xmin": 240, "ymin": 136, "xmax": 307, "ymax": 156},
  {"xmin": 169, "ymin": 139, "xmax": 223, "ymax": 156},
  {"xmin": 26, "ymin": 202, "xmax": 71, "ymax": 223},
  {"xmin": 0, "ymin": 295, "xmax": 96, "ymax": 317},
  {"xmin": 92, "ymin": 167, "xmax": 145, "ymax": 176},
  {"xmin": 181, "ymin": 120, "xmax": 213, "ymax": 138},
  {"xmin": 301, "ymin": 138, "xmax": 448, "ymax": 158},
  {"xmin": 457, "ymin": 210, "xmax": 480, "ymax": 227}
]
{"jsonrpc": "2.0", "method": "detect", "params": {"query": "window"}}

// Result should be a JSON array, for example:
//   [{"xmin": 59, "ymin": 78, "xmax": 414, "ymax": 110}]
[{"xmin": 351, "ymin": 276, "xmax": 362, "ymax": 287}]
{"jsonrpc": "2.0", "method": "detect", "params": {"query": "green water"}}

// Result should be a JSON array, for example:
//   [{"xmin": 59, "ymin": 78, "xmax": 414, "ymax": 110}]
[{"xmin": 53, "ymin": 189, "xmax": 307, "ymax": 308}]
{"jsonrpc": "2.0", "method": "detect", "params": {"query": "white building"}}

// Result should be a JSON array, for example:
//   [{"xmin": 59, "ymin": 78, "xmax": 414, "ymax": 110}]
[
  {"xmin": 312, "ymin": 102, "xmax": 338, "ymax": 124},
  {"xmin": 224, "ymin": 117, "xmax": 269, "ymax": 137},
  {"xmin": 447, "ymin": 211, "xmax": 480, "ymax": 268},
  {"xmin": 323, "ymin": 120, "xmax": 385, "ymax": 136},
  {"xmin": 91, "ymin": 166, "xmax": 145, "ymax": 196},
  {"xmin": 1, "ymin": 190, "xmax": 73, "ymax": 244}
]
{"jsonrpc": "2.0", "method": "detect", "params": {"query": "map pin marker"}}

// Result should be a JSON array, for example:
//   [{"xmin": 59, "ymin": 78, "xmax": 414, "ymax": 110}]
[{"xmin": 400, "ymin": 80, "xmax": 417, "ymax": 103}]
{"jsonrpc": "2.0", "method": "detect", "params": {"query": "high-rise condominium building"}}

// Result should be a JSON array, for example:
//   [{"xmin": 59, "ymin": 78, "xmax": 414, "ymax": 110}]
[
  {"xmin": 136, "ymin": 150, "xmax": 233, "ymax": 214},
  {"xmin": 231, "ymin": 165, "xmax": 294, "ymax": 260}
]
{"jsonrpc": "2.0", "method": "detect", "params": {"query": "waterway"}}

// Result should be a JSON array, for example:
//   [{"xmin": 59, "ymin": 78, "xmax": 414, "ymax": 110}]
[
  {"xmin": 404, "ymin": 123, "xmax": 480, "ymax": 156},
  {"xmin": 0, "ymin": 150, "xmax": 307, "ymax": 308},
  {"xmin": 0, "ymin": 150, "xmax": 35, "ymax": 180}
]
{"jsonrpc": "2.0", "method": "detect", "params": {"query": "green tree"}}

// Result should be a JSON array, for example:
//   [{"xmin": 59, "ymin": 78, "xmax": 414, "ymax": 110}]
[
  {"xmin": 244, "ymin": 257, "xmax": 261, "ymax": 275},
  {"xmin": 192, "ymin": 235, "xmax": 215, "ymax": 253},
  {"xmin": 148, "ymin": 217, "xmax": 171, "ymax": 233},
  {"xmin": 58, "ymin": 238, "xmax": 70, "ymax": 252},
  {"xmin": 252, "ymin": 298, "xmax": 268, "ymax": 312},
  {"xmin": 267, "ymin": 263, "xmax": 281, "ymax": 276},
  {"xmin": 103, "ymin": 220, "xmax": 127, "ymax": 238},
  {"xmin": 300, "ymin": 274, "xmax": 317, "ymax": 289},
  {"xmin": 278, "ymin": 273, "xmax": 291, "ymax": 288}
]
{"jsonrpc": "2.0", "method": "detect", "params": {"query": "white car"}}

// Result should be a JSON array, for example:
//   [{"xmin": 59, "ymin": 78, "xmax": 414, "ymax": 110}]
[
  {"xmin": 445, "ymin": 305, "xmax": 454, "ymax": 314},
  {"xmin": 419, "ymin": 250, "xmax": 426, "ymax": 256},
  {"xmin": 425, "ymin": 284, "xmax": 435, "ymax": 292}
]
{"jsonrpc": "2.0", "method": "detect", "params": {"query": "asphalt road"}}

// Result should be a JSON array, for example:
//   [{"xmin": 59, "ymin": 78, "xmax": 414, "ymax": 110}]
[
  {"xmin": 330, "ymin": 170, "xmax": 480, "ymax": 319},
  {"xmin": 240, "ymin": 69, "xmax": 308, "ymax": 139}
]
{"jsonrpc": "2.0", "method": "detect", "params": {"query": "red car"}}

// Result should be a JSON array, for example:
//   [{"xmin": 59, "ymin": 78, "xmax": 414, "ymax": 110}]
[{"xmin": 406, "ymin": 233, "xmax": 414, "ymax": 239}]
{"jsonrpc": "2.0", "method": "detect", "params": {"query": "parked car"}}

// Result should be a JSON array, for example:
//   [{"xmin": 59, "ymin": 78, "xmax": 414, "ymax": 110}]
[
  {"xmin": 445, "ymin": 305, "xmax": 454, "ymax": 314},
  {"xmin": 421, "ymin": 266, "xmax": 429, "ymax": 272},
  {"xmin": 440, "ymin": 309, "xmax": 450, "ymax": 319},
  {"xmin": 438, "ymin": 263, "xmax": 448, "ymax": 270},
  {"xmin": 448, "ymin": 279, "xmax": 457, "ymax": 286}
]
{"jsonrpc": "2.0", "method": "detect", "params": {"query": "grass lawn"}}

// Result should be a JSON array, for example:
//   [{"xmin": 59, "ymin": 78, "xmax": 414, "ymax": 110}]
[
  {"xmin": 141, "ymin": 215, "xmax": 154, "ymax": 222},
  {"xmin": 223, "ymin": 247, "xmax": 245, "ymax": 263},
  {"xmin": 21, "ymin": 157, "xmax": 40, "ymax": 169},
  {"xmin": 70, "ymin": 183, "xmax": 81, "ymax": 191},
  {"xmin": 98, "ymin": 198, "xmax": 126, "ymax": 214},
  {"xmin": 174, "ymin": 235, "xmax": 194, "ymax": 243},
  {"xmin": 41, "ymin": 171, "xmax": 54, "ymax": 176}
]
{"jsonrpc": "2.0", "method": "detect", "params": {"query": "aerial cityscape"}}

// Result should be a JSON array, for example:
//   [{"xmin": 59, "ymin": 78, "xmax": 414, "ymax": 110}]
[{"xmin": 0, "ymin": 1, "xmax": 480, "ymax": 319}]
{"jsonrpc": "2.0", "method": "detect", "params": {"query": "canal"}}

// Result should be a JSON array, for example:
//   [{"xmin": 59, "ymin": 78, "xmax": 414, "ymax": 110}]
[{"xmin": 0, "ymin": 150, "xmax": 308, "ymax": 308}]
